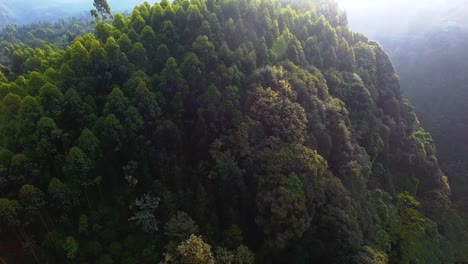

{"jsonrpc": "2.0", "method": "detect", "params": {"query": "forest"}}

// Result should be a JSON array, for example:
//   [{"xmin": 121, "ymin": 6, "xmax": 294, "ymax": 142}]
[{"xmin": 0, "ymin": 0, "xmax": 467, "ymax": 263}]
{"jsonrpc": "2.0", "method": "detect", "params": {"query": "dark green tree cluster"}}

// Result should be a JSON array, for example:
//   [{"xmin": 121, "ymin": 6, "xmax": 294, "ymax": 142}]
[{"xmin": 0, "ymin": 0, "xmax": 465, "ymax": 263}]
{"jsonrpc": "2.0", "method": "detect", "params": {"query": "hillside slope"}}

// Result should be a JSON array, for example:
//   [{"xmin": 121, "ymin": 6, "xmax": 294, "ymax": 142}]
[
  {"xmin": 381, "ymin": 25, "xmax": 468, "ymax": 219},
  {"xmin": 0, "ymin": 0, "xmax": 465, "ymax": 263}
]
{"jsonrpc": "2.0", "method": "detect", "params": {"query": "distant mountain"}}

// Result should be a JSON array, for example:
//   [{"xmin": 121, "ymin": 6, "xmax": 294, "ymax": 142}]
[
  {"xmin": 0, "ymin": 1, "xmax": 82, "ymax": 26},
  {"xmin": 0, "ymin": 3, "xmax": 18, "ymax": 26},
  {"xmin": 0, "ymin": 0, "xmax": 141, "ymax": 27}
]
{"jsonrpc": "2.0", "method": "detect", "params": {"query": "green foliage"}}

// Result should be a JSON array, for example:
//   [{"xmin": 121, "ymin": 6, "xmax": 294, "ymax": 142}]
[
  {"xmin": 412, "ymin": 129, "xmax": 436, "ymax": 158},
  {"xmin": 249, "ymin": 86, "xmax": 307, "ymax": 144},
  {"xmin": 63, "ymin": 146, "xmax": 93, "ymax": 184},
  {"xmin": 233, "ymin": 245, "xmax": 255, "ymax": 264},
  {"xmin": 39, "ymin": 83, "xmax": 64, "ymax": 118},
  {"xmin": 91, "ymin": 0, "xmax": 113, "ymax": 21},
  {"xmin": 389, "ymin": 193, "xmax": 443, "ymax": 264},
  {"xmin": 78, "ymin": 128, "xmax": 101, "ymax": 161},
  {"xmin": 0, "ymin": 0, "xmax": 462, "ymax": 263},
  {"xmin": 129, "ymin": 193, "xmax": 160, "ymax": 233},
  {"xmin": 0, "ymin": 198, "xmax": 20, "ymax": 228},
  {"xmin": 64, "ymin": 236, "xmax": 79, "ymax": 260},
  {"xmin": 166, "ymin": 235, "xmax": 215, "ymax": 264},
  {"xmin": 35, "ymin": 117, "xmax": 62, "ymax": 160},
  {"xmin": 18, "ymin": 184, "xmax": 45, "ymax": 222},
  {"xmin": 165, "ymin": 211, "xmax": 200, "ymax": 251},
  {"xmin": 255, "ymin": 144, "xmax": 326, "ymax": 249},
  {"xmin": 79, "ymin": 214, "xmax": 89, "ymax": 234},
  {"xmin": 372, "ymin": 230, "xmax": 391, "ymax": 253}
]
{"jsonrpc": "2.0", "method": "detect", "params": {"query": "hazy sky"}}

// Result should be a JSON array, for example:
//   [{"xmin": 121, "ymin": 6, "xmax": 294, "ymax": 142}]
[
  {"xmin": 1, "ymin": 0, "xmax": 143, "ymax": 11},
  {"xmin": 54, "ymin": 0, "xmax": 143, "ymax": 11},
  {"xmin": 336, "ymin": 0, "xmax": 442, "ymax": 9},
  {"xmin": 336, "ymin": 0, "xmax": 463, "ymax": 38},
  {"xmin": 0, "ymin": 0, "xmax": 143, "ymax": 24}
]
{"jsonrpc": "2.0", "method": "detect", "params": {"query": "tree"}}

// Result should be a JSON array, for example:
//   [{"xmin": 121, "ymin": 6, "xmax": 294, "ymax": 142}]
[
  {"xmin": 69, "ymin": 40, "xmax": 90, "ymax": 75},
  {"xmin": 105, "ymin": 36, "xmax": 129, "ymax": 83},
  {"xmin": 0, "ymin": 71, "xmax": 7, "ymax": 83},
  {"xmin": 103, "ymin": 87, "xmax": 129, "ymax": 118},
  {"xmin": 77, "ymin": 128, "xmax": 101, "ymax": 162},
  {"xmin": 8, "ymin": 154, "xmax": 35, "ymax": 191},
  {"xmin": 18, "ymin": 184, "xmax": 46, "ymax": 225},
  {"xmin": 38, "ymin": 83, "xmax": 64, "ymax": 119},
  {"xmin": 48, "ymin": 178, "xmax": 77, "ymax": 210},
  {"xmin": 35, "ymin": 117, "xmax": 62, "ymax": 161},
  {"xmin": 160, "ymin": 57, "xmax": 187, "ymax": 117},
  {"xmin": 62, "ymin": 88, "xmax": 90, "ymax": 131},
  {"xmin": 249, "ymin": 86, "xmax": 308, "ymax": 144},
  {"xmin": 256, "ymin": 172, "xmax": 310, "ymax": 248},
  {"xmin": 153, "ymin": 44, "xmax": 171, "ymax": 72},
  {"xmin": 166, "ymin": 235, "xmax": 215, "ymax": 264},
  {"xmin": 253, "ymin": 143, "xmax": 327, "ymax": 251},
  {"xmin": 0, "ymin": 93, "xmax": 21, "ymax": 148},
  {"xmin": 132, "ymin": 14, "xmax": 146, "ymax": 34},
  {"xmin": 165, "ymin": 211, "xmax": 200, "ymax": 250},
  {"xmin": 123, "ymin": 106, "xmax": 144, "ymax": 137},
  {"xmin": 181, "ymin": 52, "xmax": 204, "ymax": 86},
  {"xmin": 117, "ymin": 33, "xmax": 133, "ymax": 54},
  {"xmin": 159, "ymin": 21, "xmax": 179, "ymax": 50},
  {"xmin": 129, "ymin": 42, "xmax": 148, "ymax": 69},
  {"xmin": 91, "ymin": 0, "xmax": 112, "ymax": 21},
  {"xmin": 112, "ymin": 13, "xmax": 127, "ymax": 31},
  {"xmin": 140, "ymin": 26, "xmax": 157, "ymax": 58},
  {"xmin": 186, "ymin": 4, "xmax": 204, "ymax": 32},
  {"xmin": 192, "ymin": 35, "xmax": 217, "ymax": 69},
  {"xmin": 233, "ymin": 245, "xmax": 255, "ymax": 264},
  {"xmin": 336, "ymin": 37, "xmax": 356, "ymax": 71},
  {"xmin": 150, "ymin": 4, "xmax": 165, "ymax": 30},
  {"xmin": 305, "ymin": 175, "xmax": 364, "ymax": 262},
  {"xmin": 160, "ymin": 57, "xmax": 187, "ymax": 96},
  {"xmin": 18, "ymin": 96, "xmax": 42, "ymax": 148},
  {"xmin": 89, "ymin": 39, "xmax": 109, "ymax": 76},
  {"xmin": 389, "ymin": 192, "xmax": 443, "ymax": 264},
  {"xmin": 0, "ymin": 198, "xmax": 21, "ymax": 230},
  {"xmin": 63, "ymin": 147, "xmax": 93, "ymax": 186},
  {"xmin": 63, "ymin": 236, "xmax": 79, "ymax": 260},
  {"xmin": 129, "ymin": 193, "xmax": 160, "ymax": 233},
  {"xmin": 79, "ymin": 214, "xmax": 89, "ymax": 234},
  {"xmin": 94, "ymin": 22, "xmax": 112, "ymax": 43},
  {"xmin": 27, "ymin": 72, "xmax": 46, "ymax": 96},
  {"xmin": 134, "ymin": 81, "xmax": 161, "ymax": 125},
  {"xmin": 94, "ymin": 114, "xmax": 125, "ymax": 151}
]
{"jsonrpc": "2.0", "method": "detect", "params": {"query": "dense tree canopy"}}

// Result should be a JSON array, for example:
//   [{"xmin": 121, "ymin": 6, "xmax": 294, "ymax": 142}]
[{"xmin": 0, "ymin": 0, "xmax": 466, "ymax": 263}]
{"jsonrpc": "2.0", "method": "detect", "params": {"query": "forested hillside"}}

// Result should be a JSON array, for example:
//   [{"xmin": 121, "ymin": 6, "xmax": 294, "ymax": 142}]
[
  {"xmin": 0, "ymin": 0, "xmax": 466, "ymax": 263},
  {"xmin": 0, "ymin": 17, "xmax": 93, "ymax": 89},
  {"xmin": 381, "ymin": 26, "xmax": 468, "ymax": 224}
]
